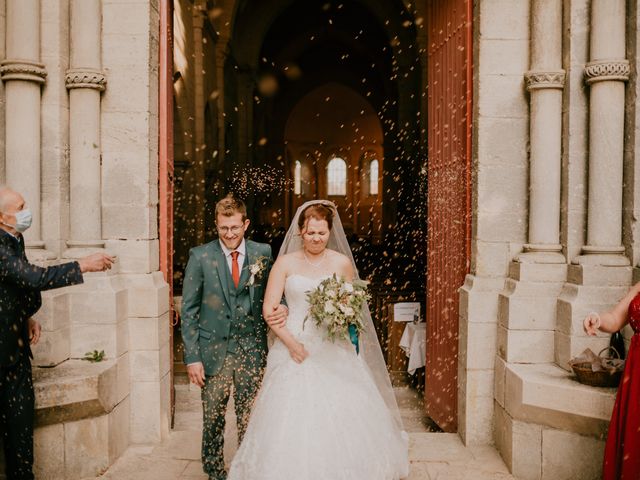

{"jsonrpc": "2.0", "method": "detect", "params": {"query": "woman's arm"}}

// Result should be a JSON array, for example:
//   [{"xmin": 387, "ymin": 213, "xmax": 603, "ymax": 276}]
[
  {"xmin": 337, "ymin": 252, "xmax": 355, "ymax": 281},
  {"xmin": 262, "ymin": 256, "xmax": 309, "ymax": 363},
  {"xmin": 584, "ymin": 281, "xmax": 640, "ymax": 335}
]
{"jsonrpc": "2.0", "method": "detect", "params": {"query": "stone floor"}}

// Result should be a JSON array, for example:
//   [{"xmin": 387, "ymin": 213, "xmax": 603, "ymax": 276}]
[{"xmin": 97, "ymin": 384, "xmax": 515, "ymax": 480}]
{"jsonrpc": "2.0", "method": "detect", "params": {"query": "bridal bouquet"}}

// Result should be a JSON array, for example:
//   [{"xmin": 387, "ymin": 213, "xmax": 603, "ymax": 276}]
[{"xmin": 304, "ymin": 274, "xmax": 370, "ymax": 351}]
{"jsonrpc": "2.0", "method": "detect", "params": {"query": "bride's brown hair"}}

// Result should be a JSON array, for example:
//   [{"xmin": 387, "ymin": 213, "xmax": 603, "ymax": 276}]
[{"xmin": 298, "ymin": 203, "xmax": 334, "ymax": 232}]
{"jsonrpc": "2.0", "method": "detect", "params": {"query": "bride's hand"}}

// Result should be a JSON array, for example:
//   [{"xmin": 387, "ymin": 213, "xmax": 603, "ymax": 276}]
[{"xmin": 288, "ymin": 341, "xmax": 309, "ymax": 363}]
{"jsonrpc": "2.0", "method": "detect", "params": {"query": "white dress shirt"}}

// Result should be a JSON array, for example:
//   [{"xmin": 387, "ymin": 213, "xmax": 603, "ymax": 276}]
[{"xmin": 219, "ymin": 238, "xmax": 246, "ymax": 275}]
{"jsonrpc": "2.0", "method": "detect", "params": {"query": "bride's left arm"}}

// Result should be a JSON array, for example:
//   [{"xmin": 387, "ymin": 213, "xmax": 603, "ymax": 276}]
[
  {"xmin": 338, "ymin": 253, "xmax": 355, "ymax": 282},
  {"xmin": 262, "ymin": 257, "xmax": 287, "ymax": 316}
]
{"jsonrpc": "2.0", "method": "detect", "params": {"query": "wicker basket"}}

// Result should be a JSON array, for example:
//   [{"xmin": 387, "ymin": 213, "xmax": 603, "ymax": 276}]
[{"xmin": 571, "ymin": 347, "xmax": 623, "ymax": 388}]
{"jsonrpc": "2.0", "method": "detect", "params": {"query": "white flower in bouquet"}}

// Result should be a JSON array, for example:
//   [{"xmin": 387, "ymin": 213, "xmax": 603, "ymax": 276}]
[
  {"xmin": 304, "ymin": 274, "xmax": 370, "ymax": 344},
  {"xmin": 324, "ymin": 301, "xmax": 337, "ymax": 313}
]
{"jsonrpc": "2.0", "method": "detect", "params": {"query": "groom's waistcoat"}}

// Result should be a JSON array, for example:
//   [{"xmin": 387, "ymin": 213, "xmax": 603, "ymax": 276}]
[
  {"xmin": 223, "ymin": 256, "xmax": 258, "ymax": 354},
  {"xmin": 180, "ymin": 239, "xmax": 272, "ymax": 376}
]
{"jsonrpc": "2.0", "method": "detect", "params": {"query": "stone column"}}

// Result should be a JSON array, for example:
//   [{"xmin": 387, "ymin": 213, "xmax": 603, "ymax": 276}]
[
  {"xmin": 521, "ymin": 0, "xmax": 564, "ymax": 263},
  {"xmin": 65, "ymin": 0, "xmax": 106, "ymax": 255},
  {"xmin": 578, "ymin": 0, "xmax": 629, "ymax": 265},
  {"xmin": 192, "ymin": 3, "xmax": 206, "ymax": 245},
  {"xmin": 1, "ymin": 0, "xmax": 50, "ymax": 252},
  {"xmin": 555, "ymin": 0, "xmax": 632, "ymax": 373},
  {"xmin": 236, "ymin": 71, "xmax": 253, "ymax": 165}
]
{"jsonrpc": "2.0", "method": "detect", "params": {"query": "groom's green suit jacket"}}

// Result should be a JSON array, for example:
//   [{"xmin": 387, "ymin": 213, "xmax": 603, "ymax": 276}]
[{"xmin": 180, "ymin": 239, "xmax": 272, "ymax": 376}]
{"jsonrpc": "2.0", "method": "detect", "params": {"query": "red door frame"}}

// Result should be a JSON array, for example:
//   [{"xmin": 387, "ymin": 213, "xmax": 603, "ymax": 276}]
[
  {"xmin": 425, "ymin": 0, "xmax": 472, "ymax": 432},
  {"xmin": 159, "ymin": 0, "xmax": 175, "ymax": 422}
]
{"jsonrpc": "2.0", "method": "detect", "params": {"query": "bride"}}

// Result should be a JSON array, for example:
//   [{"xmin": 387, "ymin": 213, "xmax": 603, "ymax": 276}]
[{"xmin": 228, "ymin": 200, "xmax": 409, "ymax": 480}]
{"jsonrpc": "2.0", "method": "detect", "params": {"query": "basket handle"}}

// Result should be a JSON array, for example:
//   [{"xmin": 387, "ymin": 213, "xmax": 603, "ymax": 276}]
[{"xmin": 598, "ymin": 346, "xmax": 620, "ymax": 359}]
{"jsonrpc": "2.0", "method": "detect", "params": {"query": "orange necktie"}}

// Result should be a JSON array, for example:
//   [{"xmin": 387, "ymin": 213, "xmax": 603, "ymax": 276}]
[{"xmin": 231, "ymin": 251, "xmax": 240, "ymax": 288}]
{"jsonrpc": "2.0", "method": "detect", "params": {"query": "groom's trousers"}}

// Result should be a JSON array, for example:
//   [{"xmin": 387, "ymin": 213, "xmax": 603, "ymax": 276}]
[
  {"xmin": 0, "ymin": 351, "xmax": 35, "ymax": 480},
  {"xmin": 201, "ymin": 348, "xmax": 265, "ymax": 480}
]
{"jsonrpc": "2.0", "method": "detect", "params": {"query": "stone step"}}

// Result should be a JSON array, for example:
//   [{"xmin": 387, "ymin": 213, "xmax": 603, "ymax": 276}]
[
  {"xmin": 33, "ymin": 359, "xmax": 121, "ymax": 426},
  {"xmin": 502, "ymin": 362, "xmax": 615, "ymax": 437},
  {"xmin": 31, "ymin": 359, "xmax": 129, "ymax": 479}
]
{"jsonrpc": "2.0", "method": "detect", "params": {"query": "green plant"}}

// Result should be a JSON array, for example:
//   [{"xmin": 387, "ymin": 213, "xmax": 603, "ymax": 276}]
[{"xmin": 83, "ymin": 350, "xmax": 105, "ymax": 362}]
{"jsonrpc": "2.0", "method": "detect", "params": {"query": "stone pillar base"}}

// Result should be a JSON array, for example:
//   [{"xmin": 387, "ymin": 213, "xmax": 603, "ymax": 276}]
[
  {"xmin": 32, "ymin": 291, "xmax": 72, "ymax": 367},
  {"xmin": 498, "ymin": 262, "xmax": 567, "ymax": 364},
  {"xmin": 68, "ymin": 272, "xmax": 128, "ymax": 359},
  {"xmin": 458, "ymin": 275, "xmax": 504, "ymax": 445},
  {"xmin": 124, "ymin": 272, "xmax": 171, "ymax": 444},
  {"xmin": 575, "ymin": 246, "xmax": 629, "ymax": 267},
  {"xmin": 555, "ymin": 264, "xmax": 632, "ymax": 370},
  {"xmin": 517, "ymin": 247, "xmax": 565, "ymax": 264}
]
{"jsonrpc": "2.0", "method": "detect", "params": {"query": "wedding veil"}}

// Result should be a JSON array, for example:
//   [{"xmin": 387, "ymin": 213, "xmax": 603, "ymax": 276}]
[{"xmin": 279, "ymin": 199, "xmax": 405, "ymax": 432}]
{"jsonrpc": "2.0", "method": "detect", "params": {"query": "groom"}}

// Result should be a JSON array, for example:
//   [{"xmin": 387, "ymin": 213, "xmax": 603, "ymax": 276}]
[{"xmin": 181, "ymin": 194, "xmax": 287, "ymax": 480}]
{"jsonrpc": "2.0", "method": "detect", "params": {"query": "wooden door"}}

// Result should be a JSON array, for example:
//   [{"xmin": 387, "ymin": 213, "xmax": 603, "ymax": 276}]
[
  {"xmin": 425, "ymin": 0, "xmax": 472, "ymax": 432},
  {"xmin": 159, "ymin": 0, "xmax": 175, "ymax": 425}
]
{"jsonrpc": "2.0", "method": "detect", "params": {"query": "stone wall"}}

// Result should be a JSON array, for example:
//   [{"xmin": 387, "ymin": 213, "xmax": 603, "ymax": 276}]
[
  {"xmin": 0, "ymin": 0, "xmax": 170, "ymax": 477},
  {"xmin": 459, "ymin": 0, "xmax": 530, "ymax": 446},
  {"xmin": 463, "ymin": 0, "xmax": 640, "ymax": 479}
]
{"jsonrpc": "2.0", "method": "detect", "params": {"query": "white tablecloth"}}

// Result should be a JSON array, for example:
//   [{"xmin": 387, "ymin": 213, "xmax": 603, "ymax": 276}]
[{"xmin": 399, "ymin": 322, "xmax": 427, "ymax": 374}]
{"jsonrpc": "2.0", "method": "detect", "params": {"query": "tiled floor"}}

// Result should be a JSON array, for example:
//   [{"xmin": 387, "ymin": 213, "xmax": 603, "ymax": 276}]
[{"xmin": 98, "ymin": 384, "xmax": 515, "ymax": 479}]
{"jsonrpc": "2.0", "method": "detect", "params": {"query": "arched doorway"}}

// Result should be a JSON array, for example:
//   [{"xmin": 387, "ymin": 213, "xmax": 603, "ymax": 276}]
[
  {"xmin": 225, "ymin": 0, "xmax": 431, "ymax": 424},
  {"xmin": 166, "ymin": 0, "xmax": 472, "ymax": 434}
]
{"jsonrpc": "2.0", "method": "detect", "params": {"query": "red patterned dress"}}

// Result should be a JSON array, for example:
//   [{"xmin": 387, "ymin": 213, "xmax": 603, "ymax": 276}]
[{"xmin": 603, "ymin": 293, "xmax": 640, "ymax": 479}]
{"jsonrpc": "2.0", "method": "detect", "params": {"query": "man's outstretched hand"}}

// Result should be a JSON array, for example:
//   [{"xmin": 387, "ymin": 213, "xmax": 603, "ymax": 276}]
[{"xmin": 78, "ymin": 253, "xmax": 115, "ymax": 273}]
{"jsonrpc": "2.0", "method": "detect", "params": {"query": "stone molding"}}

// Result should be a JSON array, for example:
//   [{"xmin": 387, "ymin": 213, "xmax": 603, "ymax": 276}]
[
  {"xmin": 524, "ymin": 70, "xmax": 565, "ymax": 91},
  {"xmin": 65, "ymin": 68, "xmax": 107, "ymax": 91},
  {"xmin": 0, "ymin": 59, "xmax": 47, "ymax": 84},
  {"xmin": 584, "ymin": 59, "xmax": 630, "ymax": 84}
]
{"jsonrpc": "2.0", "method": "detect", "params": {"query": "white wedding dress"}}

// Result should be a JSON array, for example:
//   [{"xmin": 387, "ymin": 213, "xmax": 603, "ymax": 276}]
[{"xmin": 228, "ymin": 273, "xmax": 409, "ymax": 480}]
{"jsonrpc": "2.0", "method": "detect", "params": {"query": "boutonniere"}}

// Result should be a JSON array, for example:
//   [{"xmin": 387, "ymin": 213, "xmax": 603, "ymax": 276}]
[{"xmin": 248, "ymin": 256, "xmax": 268, "ymax": 286}]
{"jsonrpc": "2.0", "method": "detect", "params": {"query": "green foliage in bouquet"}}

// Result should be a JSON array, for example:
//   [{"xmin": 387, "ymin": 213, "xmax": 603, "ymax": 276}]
[{"xmin": 304, "ymin": 274, "xmax": 371, "ymax": 342}]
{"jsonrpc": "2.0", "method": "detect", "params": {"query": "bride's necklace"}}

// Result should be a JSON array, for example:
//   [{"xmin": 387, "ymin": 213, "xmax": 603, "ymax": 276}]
[{"xmin": 303, "ymin": 249, "xmax": 327, "ymax": 268}]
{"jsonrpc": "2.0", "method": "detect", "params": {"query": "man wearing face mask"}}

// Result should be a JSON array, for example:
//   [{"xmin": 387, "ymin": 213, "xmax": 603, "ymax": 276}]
[{"xmin": 0, "ymin": 186, "xmax": 114, "ymax": 480}]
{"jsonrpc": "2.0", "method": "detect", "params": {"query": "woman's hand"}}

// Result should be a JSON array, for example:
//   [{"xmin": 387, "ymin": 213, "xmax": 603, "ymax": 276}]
[
  {"xmin": 288, "ymin": 341, "xmax": 309, "ymax": 363},
  {"xmin": 583, "ymin": 312, "xmax": 601, "ymax": 336}
]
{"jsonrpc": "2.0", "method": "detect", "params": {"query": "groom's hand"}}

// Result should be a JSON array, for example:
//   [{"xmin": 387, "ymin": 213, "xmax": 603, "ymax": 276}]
[
  {"xmin": 187, "ymin": 362, "xmax": 205, "ymax": 387},
  {"xmin": 264, "ymin": 304, "xmax": 288, "ymax": 328}
]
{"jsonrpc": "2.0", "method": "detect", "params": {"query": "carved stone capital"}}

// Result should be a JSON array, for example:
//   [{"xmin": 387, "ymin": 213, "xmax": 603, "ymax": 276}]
[
  {"xmin": 524, "ymin": 70, "xmax": 565, "ymax": 91},
  {"xmin": 584, "ymin": 60, "xmax": 630, "ymax": 84},
  {"xmin": 0, "ymin": 59, "xmax": 47, "ymax": 84},
  {"xmin": 65, "ymin": 69, "xmax": 107, "ymax": 91}
]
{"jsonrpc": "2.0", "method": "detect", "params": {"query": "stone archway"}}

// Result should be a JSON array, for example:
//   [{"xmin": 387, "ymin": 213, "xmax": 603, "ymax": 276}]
[
  {"xmin": 169, "ymin": 0, "xmax": 471, "ymax": 434},
  {"xmin": 223, "ymin": 0, "xmax": 431, "ymax": 420}
]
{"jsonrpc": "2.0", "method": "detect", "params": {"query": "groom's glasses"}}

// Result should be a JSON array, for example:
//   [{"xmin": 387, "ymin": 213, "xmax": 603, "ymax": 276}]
[{"xmin": 216, "ymin": 225, "xmax": 244, "ymax": 235}]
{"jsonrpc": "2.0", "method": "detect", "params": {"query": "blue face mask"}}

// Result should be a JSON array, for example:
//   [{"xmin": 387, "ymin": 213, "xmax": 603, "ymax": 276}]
[
  {"xmin": 1, "ymin": 208, "xmax": 32, "ymax": 233},
  {"xmin": 14, "ymin": 209, "xmax": 32, "ymax": 233}
]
